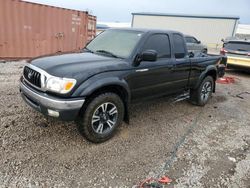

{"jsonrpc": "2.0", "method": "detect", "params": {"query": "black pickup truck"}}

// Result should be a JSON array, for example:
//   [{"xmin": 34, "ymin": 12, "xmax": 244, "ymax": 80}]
[{"xmin": 20, "ymin": 29, "xmax": 226, "ymax": 143}]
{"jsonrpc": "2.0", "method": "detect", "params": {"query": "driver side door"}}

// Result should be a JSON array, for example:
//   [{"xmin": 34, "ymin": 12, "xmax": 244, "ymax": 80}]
[{"xmin": 127, "ymin": 33, "xmax": 176, "ymax": 102}]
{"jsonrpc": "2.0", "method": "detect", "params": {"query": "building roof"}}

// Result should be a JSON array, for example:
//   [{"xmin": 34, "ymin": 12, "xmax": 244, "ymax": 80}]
[
  {"xmin": 97, "ymin": 28, "xmax": 184, "ymax": 35},
  {"xmin": 132, "ymin": 12, "xmax": 240, "ymax": 20}
]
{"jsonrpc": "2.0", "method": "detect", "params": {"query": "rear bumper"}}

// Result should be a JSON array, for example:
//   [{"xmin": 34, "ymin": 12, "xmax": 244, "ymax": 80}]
[
  {"xmin": 218, "ymin": 64, "xmax": 226, "ymax": 78},
  {"xmin": 227, "ymin": 56, "xmax": 250, "ymax": 68},
  {"xmin": 20, "ymin": 80, "xmax": 85, "ymax": 121}
]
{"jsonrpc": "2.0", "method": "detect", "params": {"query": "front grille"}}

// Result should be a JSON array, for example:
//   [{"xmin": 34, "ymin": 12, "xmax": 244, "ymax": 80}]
[{"xmin": 23, "ymin": 66, "xmax": 41, "ymax": 88}]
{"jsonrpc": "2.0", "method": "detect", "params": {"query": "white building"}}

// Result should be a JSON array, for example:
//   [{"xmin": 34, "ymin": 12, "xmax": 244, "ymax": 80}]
[
  {"xmin": 236, "ymin": 24, "xmax": 250, "ymax": 39},
  {"xmin": 96, "ymin": 22, "xmax": 131, "ymax": 35},
  {"xmin": 132, "ymin": 12, "xmax": 239, "ymax": 48}
]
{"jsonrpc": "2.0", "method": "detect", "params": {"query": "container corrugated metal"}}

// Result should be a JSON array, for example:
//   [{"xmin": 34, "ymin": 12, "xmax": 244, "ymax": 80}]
[{"xmin": 0, "ymin": 0, "xmax": 96, "ymax": 59}]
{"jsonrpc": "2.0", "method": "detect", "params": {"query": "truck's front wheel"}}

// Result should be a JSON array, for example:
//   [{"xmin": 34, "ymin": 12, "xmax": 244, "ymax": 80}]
[
  {"xmin": 77, "ymin": 92, "xmax": 124, "ymax": 143},
  {"xmin": 190, "ymin": 76, "xmax": 214, "ymax": 106}
]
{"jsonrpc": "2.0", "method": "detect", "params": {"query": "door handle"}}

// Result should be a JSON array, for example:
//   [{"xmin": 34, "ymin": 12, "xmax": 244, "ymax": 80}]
[
  {"xmin": 168, "ymin": 65, "xmax": 175, "ymax": 70},
  {"xmin": 136, "ymin": 69, "xmax": 149, "ymax": 72}
]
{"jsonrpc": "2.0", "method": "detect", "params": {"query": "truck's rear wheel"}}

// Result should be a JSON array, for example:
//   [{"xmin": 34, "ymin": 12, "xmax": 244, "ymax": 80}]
[
  {"xmin": 190, "ymin": 76, "xmax": 214, "ymax": 106},
  {"xmin": 77, "ymin": 92, "xmax": 124, "ymax": 143}
]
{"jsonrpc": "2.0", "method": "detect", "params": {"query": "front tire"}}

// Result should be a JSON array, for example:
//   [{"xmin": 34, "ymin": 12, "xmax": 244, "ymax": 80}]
[
  {"xmin": 77, "ymin": 92, "xmax": 124, "ymax": 143},
  {"xmin": 190, "ymin": 76, "xmax": 214, "ymax": 106}
]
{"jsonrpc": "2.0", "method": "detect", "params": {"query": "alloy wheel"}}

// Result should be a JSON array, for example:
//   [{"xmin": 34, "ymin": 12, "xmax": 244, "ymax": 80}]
[
  {"xmin": 200, "ymin": 81, "xmax": 212, "ymax": 102},
  {"xmin": 91, "ymin": 102, "xmax": 118, "ymax": 134}
]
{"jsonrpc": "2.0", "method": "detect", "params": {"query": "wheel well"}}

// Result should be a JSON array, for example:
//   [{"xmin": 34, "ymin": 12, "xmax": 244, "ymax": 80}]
[
  {"xmin": 83, "ymin": 85, "xmax": 129, "ymax": 123},
  {"xmin": 205, "ymin": 69, "xmax": 217, "ymax": 92},
  {"xmin": 206, "ymin": 69, "xmax": 217, "ymax": 81}
]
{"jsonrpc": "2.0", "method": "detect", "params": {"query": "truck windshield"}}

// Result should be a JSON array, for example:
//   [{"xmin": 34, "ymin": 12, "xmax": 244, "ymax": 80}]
[
  {"xmin": 86, "ymin": 30, "xmax": 143, "ymax": 58},
  {"xmin": 224, "ymin": 41, "xmax": 250, "ymax": 52}
]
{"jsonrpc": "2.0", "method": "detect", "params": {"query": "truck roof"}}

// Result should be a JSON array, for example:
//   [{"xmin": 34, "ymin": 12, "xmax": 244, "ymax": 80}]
[
  {"xmin": 184, "ymin": 34, "xmax": 195, "ymax": 38},
  {"xmin": 109, "ymin": 28, "xmax": 183, "ymax": 35}
]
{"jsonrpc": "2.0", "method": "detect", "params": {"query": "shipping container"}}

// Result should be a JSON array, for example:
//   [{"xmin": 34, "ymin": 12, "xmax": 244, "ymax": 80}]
[{"xmin": 0, "ymin": 0, "xmax": 96, "ymax": 59}]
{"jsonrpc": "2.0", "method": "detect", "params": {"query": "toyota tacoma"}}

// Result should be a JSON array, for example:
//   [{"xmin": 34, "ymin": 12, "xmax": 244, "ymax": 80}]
[{"xmin": 20, "ymin": 29, "xmax": 226, "ymax": 143}]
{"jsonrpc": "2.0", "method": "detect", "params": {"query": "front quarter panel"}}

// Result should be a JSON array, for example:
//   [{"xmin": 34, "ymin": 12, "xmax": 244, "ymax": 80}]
[{"xmin": 71, "ymin": 71, "xmax": 131, "ymax": 100}]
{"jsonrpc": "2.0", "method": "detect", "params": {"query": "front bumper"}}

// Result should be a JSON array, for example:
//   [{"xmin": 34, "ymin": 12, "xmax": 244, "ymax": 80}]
[{"xmin": 20, "ymin": 80, "xmax": 85, "ymax": 121}]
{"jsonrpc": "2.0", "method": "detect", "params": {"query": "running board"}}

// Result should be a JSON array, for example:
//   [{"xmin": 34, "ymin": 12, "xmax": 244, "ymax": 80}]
[{"xmin": 172, "ymin": 91, "xmax": 190, "ymax": 103}]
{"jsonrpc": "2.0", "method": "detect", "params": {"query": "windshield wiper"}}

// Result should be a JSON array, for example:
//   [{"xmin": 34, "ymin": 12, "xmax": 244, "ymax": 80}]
[
  {"xmin": 82, "ymin": 47, "xmax": 94, "ymax": 53},
  {"xmin": 96, "ymin": 50, "xmax": 121, "ymax": 58}
]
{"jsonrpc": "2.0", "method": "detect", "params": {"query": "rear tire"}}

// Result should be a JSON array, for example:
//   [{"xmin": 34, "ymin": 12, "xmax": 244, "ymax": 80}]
[
  {"xmin": 76, "ymin": 92, "xmax": 124, "ymax": 143},
  {"xmin": 190, "ymin": 76, "xmax": 214, "ymax": 106}
]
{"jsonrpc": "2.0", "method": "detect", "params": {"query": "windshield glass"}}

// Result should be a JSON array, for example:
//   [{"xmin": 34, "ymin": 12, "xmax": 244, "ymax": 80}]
[
  {"xmin": 86, "ymin": 30, "xmax": 143, "ymax": 58},
  {"xmin": 224, "ymin": 42, "xmax": 250, "ymax": 52}
]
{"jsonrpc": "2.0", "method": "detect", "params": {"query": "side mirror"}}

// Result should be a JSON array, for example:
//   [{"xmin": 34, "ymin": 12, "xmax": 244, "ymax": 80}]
[
  {"xmin": 141, "ymin": 50, "xmax": 157, "ymax": 62},
  {"xmin": 197, "ymin": 41, "xmax": 201, "ymax": 44},
  {"xmin": 188, "ymin": 52, "xmax": 194, "ymax": 58},
  {"xmin": 221, "ymin": 39, "xmax": 225, "ymax": 43}
]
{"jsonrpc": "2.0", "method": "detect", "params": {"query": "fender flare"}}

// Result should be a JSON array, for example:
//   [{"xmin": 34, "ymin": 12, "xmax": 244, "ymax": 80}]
[
  {"xmin": 194, "ymin": 65, "xmax": 217, "ymax": 89},
  {"xmin": 78, "ymin": 77, "xmax": 130, "ymax": 100},
  {"xmin": 73, "ymin": 76, "xmax": 131, "ymax": 123}
]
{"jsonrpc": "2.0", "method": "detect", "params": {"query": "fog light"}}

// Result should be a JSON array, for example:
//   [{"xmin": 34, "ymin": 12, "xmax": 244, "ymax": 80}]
[{"xmin": 48, "ymin": 109, "xmax": 59, "ymax": 117}]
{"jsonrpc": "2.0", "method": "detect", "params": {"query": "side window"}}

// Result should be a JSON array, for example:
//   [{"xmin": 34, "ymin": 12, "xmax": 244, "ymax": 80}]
[
  {"xmin": 185, "ymin": 37, "xmax": 198, "ymax": 44},
  {"xmin": 173, "ymin": 34, "xmax": 186, "ymax": 59},
  {"xmin": 185, "ymin": 37, "xmax": 193, "ymax": 43},
  {"xmin": 142, "ymin": 34, "xmax": 171, "ymax": 58},
  {"xmin": 192, "ymin": 37, "xmax": 199, "ymax": 44}
]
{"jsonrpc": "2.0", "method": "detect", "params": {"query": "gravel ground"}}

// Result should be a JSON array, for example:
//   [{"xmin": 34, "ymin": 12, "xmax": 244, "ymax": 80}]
[{"xmin": 0, "ymin": 61, "xmax": 250, "ymax": 188}]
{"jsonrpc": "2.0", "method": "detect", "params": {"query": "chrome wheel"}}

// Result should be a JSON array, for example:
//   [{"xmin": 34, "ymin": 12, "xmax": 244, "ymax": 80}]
[
  {"xmin": 200, "ymin": 81, "xmax": 212, "ymax": 102},
  {"xmin": 91, "ymin": 102, "xmax": 118, "ymax": 134}
]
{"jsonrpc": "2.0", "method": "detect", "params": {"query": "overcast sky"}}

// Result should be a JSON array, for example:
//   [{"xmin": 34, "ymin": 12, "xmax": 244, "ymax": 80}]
[{"xmin": 24, "ymin": 0, "xmax": 250, "ymax": 24}]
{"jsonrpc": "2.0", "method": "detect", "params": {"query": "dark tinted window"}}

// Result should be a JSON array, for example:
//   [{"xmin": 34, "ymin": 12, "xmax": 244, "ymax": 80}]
[
  {"xmin": 224, "ymin": 42, "xmax": 250, "ymax": 52},
  {"xmin": 173, "ymin": 34, "xmax": 186, "ymax": 58},
  {"xmin": 142, "ymin": 34, "xmax": 171, "ymax": 58},
  {"xmin": 185, "ymin": 37, "xmax": 198, "ymax": 44}
]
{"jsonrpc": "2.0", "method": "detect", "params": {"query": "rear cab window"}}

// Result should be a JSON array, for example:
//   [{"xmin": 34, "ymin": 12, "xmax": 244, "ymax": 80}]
[{"xmin": 173, "ymin": 34, "xmax": 186, "ymax": 59}]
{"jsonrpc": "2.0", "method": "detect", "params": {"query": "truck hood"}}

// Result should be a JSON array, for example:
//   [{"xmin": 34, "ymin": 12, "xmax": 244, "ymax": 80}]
[{"xmin": 31, "ymin": 52, "xmax": 130, "ymax": 81}]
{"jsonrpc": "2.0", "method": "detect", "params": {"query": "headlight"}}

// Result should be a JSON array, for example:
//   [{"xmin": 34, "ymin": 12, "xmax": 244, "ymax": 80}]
[{"xmin": 46, "ymin": 76, "xmax": 76, "ymax": 94}]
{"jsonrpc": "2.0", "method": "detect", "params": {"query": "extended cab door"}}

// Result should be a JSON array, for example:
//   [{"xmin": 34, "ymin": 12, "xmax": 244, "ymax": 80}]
[
  {"xmin": 128, "ymin": 33, "xmax": 178, "ymax": 101},
  {"xmin": 170, "ymin": 33, "xmax": 191, "ymax": 91}
]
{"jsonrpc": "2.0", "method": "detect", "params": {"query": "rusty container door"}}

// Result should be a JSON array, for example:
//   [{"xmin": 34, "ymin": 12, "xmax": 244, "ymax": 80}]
[
  {"xmin": 87, "ymin": 15, "xmax": 97, "ymax": 41},
  {"xmin": 0, "ymin": 0, "xmax": 96, "ymax": 59}
]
